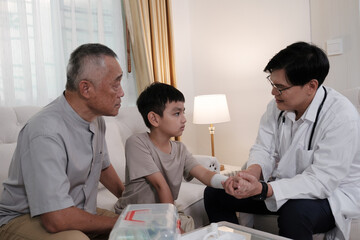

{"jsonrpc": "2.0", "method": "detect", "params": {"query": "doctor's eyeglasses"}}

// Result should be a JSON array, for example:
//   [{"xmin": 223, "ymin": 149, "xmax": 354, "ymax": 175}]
[{"xmin": 267, "ymin": 75, "xmax": 293, "ymax": 95}]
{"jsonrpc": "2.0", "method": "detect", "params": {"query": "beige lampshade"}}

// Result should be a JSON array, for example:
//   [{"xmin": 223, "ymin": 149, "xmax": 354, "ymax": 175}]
[{"xmin": 193, "ymin": 94, "xmax": 231, "ymax": 124}]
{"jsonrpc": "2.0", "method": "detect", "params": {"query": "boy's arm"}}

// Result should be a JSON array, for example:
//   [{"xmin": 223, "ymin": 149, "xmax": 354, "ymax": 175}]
[
  {"xmin": 145, "ymin": 172, "xmax": 174, "ymax": 203},
  {"xmin": 189, "ymin": 165, "xmax": 217, "ymax": 186}
]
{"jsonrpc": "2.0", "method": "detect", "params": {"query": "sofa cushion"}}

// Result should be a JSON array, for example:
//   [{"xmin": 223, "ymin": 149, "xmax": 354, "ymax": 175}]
[
  {"xmin": 0, "ymin": 143, "xmax": 16, "ymax": 197},
  {"xmin": 113, "ymin": 107, "xmax": 148, "ymax": 144},
  {"xmin": 175, "ymin": 182, "xmax": 206, "ymax": 211},
  {"xmin": 104, "ymin": 117, "xmax": 126, "ymax": 181},
  {"xmin": 341, "ymin": 87, "xmax": 360, "ymax": 112},
  {"xmin": 0, "ymin": 106, "xmax": 41, "ymax": 199},
  {"xmin": 97, "ymin": 188, "xmax": 118, "ymax": 211},
  {"xmin": 0, "ymin": 106, "xmax": 40, "ymax": 144},
  {"xmin": 0, "ymin": 107, "xmax": 21, "ymax": 144}
]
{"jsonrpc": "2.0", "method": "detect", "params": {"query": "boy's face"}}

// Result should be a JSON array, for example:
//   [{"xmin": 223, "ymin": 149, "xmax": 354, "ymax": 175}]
[{"xmin": 158, "ymin": 101, "xmax": 186, "ymax": 137}]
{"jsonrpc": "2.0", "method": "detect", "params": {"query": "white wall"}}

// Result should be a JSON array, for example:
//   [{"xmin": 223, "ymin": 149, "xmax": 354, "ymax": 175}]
[
  {"xmin": 310, "ymin": 0, "xmax": 360, "ymax": 91},
  {"xmin": 172, "ymin": 0, "xmax": 311, "ymax": 166}
]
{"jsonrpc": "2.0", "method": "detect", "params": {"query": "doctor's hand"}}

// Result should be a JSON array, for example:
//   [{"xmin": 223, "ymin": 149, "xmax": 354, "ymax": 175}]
[
  {"xmin": 222, "ymin": 173, "xmax": 252, "ymax": 198},
  {"xmin": 222, "ymin": 176, "xmax": 240, "ymax": 196},
  {"xmin": 231, "ymin": 171, "xmax": 262, "ymax": 199}
]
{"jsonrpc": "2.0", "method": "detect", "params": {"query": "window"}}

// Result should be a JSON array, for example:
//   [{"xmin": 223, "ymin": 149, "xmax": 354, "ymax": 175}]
[{"xmin": 0, "ymin": 0, "xmax": 137, "ymax": 107}]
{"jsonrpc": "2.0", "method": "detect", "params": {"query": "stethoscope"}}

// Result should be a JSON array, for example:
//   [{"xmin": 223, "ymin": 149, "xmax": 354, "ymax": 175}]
[{"xmin": 277, "ymin": 86, "xmax": 327, "ymax": 151}]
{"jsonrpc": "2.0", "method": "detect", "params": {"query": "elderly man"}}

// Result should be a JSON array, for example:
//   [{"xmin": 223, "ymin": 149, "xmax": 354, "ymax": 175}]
[{"xmin": 0, "ymin": 43, "xmax": 125, "ymax": 240}]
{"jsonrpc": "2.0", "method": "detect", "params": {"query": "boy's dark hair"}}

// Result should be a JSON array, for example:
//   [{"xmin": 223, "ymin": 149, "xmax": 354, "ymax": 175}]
[
  {"xmin": 264, "ymin": 41, "xmax": 329, "ymax": 87},
  {"xmin": 137, "ymin": 82, "xmax": 185, "ymax": 128}
]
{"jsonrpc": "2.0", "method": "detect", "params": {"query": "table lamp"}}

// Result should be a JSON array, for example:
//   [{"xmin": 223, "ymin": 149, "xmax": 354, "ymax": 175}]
[{"xmin": 193, "ymin": 94, "xmax": 230, "ymax": 170}]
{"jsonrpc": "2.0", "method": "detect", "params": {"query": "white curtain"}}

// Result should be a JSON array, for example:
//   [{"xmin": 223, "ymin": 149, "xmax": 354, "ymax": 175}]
[{"xmin": 0, "ymin": 0, "xmax": 137, "ymax": 107}]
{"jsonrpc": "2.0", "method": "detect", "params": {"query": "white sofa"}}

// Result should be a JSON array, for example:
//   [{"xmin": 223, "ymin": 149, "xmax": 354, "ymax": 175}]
[
  {"xmin": 239, "ymin": 87, "xmax": 360, "ymax": 239},
  {"xmin": 0, "ymin": 105, "xmax": 220, "ymax": 229}
]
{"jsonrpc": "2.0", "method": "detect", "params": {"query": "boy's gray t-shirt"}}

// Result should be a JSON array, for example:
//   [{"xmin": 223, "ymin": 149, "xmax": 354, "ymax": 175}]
[{"xmin": 115, "ymin": 132, "xmax": 199, "ymax": 212}]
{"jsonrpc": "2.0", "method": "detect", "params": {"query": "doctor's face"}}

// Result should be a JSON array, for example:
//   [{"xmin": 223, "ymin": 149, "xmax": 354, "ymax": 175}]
[{"xmin": 269, "ymin": 69, "xmax": 311, "ymax": 118}]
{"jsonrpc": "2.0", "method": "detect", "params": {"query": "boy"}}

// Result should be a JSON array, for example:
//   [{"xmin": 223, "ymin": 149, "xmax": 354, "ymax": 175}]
[{"xmin": 114, "ymin": 82, "xmax": 228, "ymax": 232}]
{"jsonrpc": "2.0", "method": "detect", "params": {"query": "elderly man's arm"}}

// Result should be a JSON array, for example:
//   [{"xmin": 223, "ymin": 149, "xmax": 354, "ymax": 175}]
[
  {"xmin": 40, "ymin": 206, "xmax": 118, "ymax": 234},
  {"xmin": 100, "ymin": 164, "xmax": 124, "ymax": 198}
]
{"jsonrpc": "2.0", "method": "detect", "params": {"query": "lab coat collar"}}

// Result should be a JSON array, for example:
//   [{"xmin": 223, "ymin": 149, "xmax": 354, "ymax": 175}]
[
  {"xmin": 302, "ymin": 86, "xmax": 326, "ymax": 123},
  {"xmin": 280, "ymin": 86, "xmax": 327, "ymax": 123}
]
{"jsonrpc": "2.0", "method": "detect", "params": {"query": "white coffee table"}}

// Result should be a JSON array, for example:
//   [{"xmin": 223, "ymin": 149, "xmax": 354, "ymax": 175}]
[{"xmin": 181, "ymin": 221, "xmax": 290, "ymax": 240}]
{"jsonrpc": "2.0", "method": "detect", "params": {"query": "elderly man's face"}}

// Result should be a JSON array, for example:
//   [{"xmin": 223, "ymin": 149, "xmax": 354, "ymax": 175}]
[{"xmin": 88, "ymin": 56, "xmax": 124, "ymax": 117}]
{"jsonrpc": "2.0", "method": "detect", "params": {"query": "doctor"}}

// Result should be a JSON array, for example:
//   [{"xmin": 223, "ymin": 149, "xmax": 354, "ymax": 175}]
[{"xmin": 204, "ymin": 42, "xmax": 360, "ymax": 240}]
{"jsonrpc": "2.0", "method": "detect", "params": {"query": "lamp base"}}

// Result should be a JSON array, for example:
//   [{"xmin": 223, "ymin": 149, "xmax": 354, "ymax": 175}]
[{"xmin": 220, "ymin": 164, "xmax": 225, "ymax": 171}]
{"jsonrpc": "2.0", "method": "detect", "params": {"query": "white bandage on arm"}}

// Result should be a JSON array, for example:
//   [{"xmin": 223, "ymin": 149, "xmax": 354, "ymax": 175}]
[{"xmin": 210, "ymin": 174, "xmax": 229, "ymax": 189}]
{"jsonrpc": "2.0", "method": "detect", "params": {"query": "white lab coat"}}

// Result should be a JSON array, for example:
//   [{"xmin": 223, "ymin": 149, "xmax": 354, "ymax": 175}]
[{"xmin": 247, "ymin": 87, "xmax": 360, "ymax": 239}]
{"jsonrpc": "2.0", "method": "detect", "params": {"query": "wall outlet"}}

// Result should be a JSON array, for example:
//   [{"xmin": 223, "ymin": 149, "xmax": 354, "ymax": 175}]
[{"xmin": 326, "ymin": 38, "xmax": 343, "ymax": 56}]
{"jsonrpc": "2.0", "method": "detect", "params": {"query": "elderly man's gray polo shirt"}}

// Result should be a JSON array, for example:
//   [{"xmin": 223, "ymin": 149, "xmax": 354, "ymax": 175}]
[{"xmin": 0, "ymin": 94, "xmax": 110, "ymax": 226}]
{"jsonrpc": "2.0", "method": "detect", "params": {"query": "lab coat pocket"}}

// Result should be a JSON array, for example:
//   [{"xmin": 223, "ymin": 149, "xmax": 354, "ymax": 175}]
[{"xmin": 295, "ymin": 148, "xmax": 314, "ymax": 174}]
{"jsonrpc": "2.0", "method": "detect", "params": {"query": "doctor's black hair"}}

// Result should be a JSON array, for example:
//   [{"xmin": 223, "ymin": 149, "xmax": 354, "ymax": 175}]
[
  {"xmin": 264, "ymin": 41, "xmax": 329, "ymax": 87},
  {"xmin": 137, "ymin": 82, "xmax": 185, "ymax": 128}
]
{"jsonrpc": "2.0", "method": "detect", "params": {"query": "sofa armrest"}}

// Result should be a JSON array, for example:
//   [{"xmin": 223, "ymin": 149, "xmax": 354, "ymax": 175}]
[
  {"xmin": 193, "ymin": 154, "xmax": 220, "ymax": 173},
  {"xmin": 185, "ymin": 155, "xmax": 220, "ymax": 185}
]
